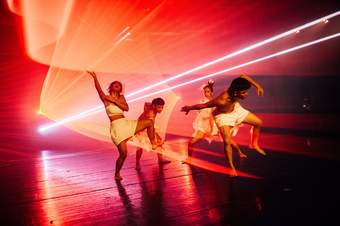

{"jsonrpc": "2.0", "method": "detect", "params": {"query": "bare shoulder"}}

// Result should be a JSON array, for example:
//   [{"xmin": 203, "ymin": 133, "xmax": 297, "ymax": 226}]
[
  {"xmin": 144, "ymin": 102, "xmax": 152, "ymax": 107},
  {"xmin": 144, "ymin": 102, "xmax": 152, "ymax": 111},
  {"xmin": 138, "ymin": 112, "xmax": 147, "ymax": 120},
  {"xmin": 220, "ymin": 90, "xmax": 228, "ymax": 97},
  {"xmin": 103, "ymin": 95, "xmax": 111, "ymax": 104},
  {"xmin": 216, "ymin": 91, "xmax": 228, "ymax": 100},
  {"xmin": 118, "ymin": 95, "xmax": 126, "ymax": 100},
  {"xmin": 213, "ymin": 91, "xmax": 229, "ymax": 105}
]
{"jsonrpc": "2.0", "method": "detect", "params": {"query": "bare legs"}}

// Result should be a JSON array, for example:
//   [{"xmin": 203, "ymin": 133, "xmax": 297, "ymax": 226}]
[
  {"xmin": 231, "ymin": 139, "xmax": 247, "ymax": 158},
  {"xmin": 219, "ymin": 126, "xmax": 238, "ymax": 177},
  {"xmin": 155, "ymin": 133, "xmax": 170, "ymax": 164},
  {"xmin": 115, "ymin": 119, "xmax": 172, "ymax": 179},
  {"xmin": 115, "ymin": 119, "xmax": 157, "ymax": 180},
  {"xmin": 134, "ymin": 126, "xmax": 170, "ymax": 170},
  {"xmin": 242, "ymin": 113, "xmax": 266, "ymax": 155},
  {"xmin": 135, "ymin": 119, "xmax": 158, "ymax": 149},
  {"xmin": 185, "ymin": 131, "xmax": 205, "ymax": 162},
  {"xmin": 183, "ymin": 129, "xmax": 246, "ymax": 168},
  {"xmin": 135, "ymin": 147, "xmax": 143, "ymax": 170},
  {"xmin": 135, "ymin": 147, "xmax": 170, "ymax": 170},
  {"xmin": 115, "ymin": 140, "xmax": 128, "ymax": 180}
]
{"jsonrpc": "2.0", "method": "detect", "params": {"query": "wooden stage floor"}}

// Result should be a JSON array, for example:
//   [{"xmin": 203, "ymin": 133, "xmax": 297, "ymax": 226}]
[{"xmin": 0, "ymin": 133, "xmax": 338, "ymax": 226}]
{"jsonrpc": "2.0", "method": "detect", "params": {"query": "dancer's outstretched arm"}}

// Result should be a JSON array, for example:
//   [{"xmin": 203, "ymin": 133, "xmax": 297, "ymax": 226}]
[
  {"xmin": 181, "ymin": 99, "xmax": 216, "ymax": 115},
  {"xmin": 87, "ymin": 71, "xmax": 106, "ymax": 103},
  {"xmin": 87, "ymin": 71, "xmax": 129, "ymax": 111},
  {"xmin": 240, "ymin": 74, "xmax": 264, "ymax": 96}
]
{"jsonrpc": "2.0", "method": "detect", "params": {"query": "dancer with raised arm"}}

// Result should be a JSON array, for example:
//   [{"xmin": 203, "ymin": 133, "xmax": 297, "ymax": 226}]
[
  {"xmin": 182, "ymin": 75, "xmax": 265, "ymax": 176},
  {"xmin": 183, "ymin": 80, "xmax": 246, "ymax": 164},
  {"xmin": 88, "ymin": 71, "xmax": 160, "ymax": 180}
]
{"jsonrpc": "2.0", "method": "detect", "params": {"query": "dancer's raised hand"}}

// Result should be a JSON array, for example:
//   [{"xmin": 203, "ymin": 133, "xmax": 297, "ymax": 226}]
[
  {"xmin": 86, "ymin": 71, "xmax": 97, "ymax": 78},
  {"xmin": 256, "ymin": 85, "xmax": 264, "ymax": 97}
]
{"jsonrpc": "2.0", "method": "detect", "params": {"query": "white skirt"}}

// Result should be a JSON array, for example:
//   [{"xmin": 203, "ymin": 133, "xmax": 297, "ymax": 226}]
[
  {"xmin": 192, "ymin": 115, "xmax": 219, "ymax": 137},
  {"xmin": 110, "ymin": 118, "xmax": 138, "ymax": 145},
  {"xmin": 214, "ymin": 102, "xmax": 249, "ymax": 127},
  {"xmin": 131, "ymin": 126, "xmax": 163, "ymax": 151}
]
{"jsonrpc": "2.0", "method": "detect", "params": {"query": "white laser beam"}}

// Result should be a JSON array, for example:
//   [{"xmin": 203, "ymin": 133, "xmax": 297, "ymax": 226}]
[{"xmin": 38, "ymin": 32, "xmax": 340, "ymax": 132}]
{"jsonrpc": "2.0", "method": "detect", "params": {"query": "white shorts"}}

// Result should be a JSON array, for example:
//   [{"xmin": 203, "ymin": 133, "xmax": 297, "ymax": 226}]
[
  {"xmin": 110, "ymin": 118, "xmax": 138, "ymax": 145},
  {"xmin": 214, "ymin": 102, "xmax": 249, "ymax": 127}
]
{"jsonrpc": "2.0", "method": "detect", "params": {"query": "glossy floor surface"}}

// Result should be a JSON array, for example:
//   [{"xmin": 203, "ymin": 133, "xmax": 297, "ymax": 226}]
[{"xmin": 0, "ymin": 130, "xmax": 338, "ymax": 226}]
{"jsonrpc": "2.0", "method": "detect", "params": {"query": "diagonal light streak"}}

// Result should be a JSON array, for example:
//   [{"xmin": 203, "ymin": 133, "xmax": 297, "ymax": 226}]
[
  {"xmin": 38, "ymin": 32, "xmax": 340, "ymax": 132},
  {"xmin": 43, "ymin": 10, "xmax": 340, "ymax": 118}
]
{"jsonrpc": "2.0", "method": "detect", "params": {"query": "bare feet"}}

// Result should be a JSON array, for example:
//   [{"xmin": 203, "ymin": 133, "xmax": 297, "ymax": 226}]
[
  {"xmin": 157, "ymin": 140, "xmax": 165, "ymax": 147},
  {"xmin": 249, "ymin": 144, "xmax": 266, "ymax": 155},
  {"xmin": 230, "ymin": 169, "xmax": 238, "ymax": 177},
  {"xmin": 115, "ymin": 174, "xmax": 123, "ymax": 180},
  {"xmin": 152, "ymin": 142, "xmax": 163, "ymax": 150},
  {"xmin": 238, "ymin": 152, "xmax": 247, "ymax": 158}
]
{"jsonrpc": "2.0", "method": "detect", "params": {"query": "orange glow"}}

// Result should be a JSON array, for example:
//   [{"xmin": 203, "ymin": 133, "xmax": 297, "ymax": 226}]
[
  {"xmin": 130, "ymin": 139, "xmax": 261, "ymax": 179},
  {"xmin": 40, "ymin": 67, "xmax": 179, "ymax": 142},
  {"xmin": 7, "ymin": 1, "xmax": 340, "ymax": 157},
  {"xmin": 38, "ymin": 149, "xmax": 125, "ymax": 224},
  {"xmin": 40, "ymin": 150, "xmax": 63, "ymax": 225},
  {"xmin": 36, "ymin": 109, "xmax": 43, "ymax": 115}
]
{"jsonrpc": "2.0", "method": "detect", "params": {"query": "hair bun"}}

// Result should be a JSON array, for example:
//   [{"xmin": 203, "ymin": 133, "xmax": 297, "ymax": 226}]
[{"xmin": 200, "ymin": 79, "xmax": 215, "ymax": 91}]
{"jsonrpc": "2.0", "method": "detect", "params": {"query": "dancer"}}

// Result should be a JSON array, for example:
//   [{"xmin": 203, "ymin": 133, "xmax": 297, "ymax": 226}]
[
  {"xmin": 134, "ymin": 98, "xmax": 171, "ymax": 170},
  {"xmin": 182, "ymin": 75, "xmax": 265, "ymax": 176},
  {"xmin": 183, "ymin": 80, "xmax": 246, "ymax": 163},
  {"xmin": 88, "ymin": 71, "xmax": 160, "ymax": 180}
]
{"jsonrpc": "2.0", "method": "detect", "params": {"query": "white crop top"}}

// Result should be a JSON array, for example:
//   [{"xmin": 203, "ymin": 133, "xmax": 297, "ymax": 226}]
[{"xmin": 105, "ymin": 103, "xmax": 124, "ymax": 117}]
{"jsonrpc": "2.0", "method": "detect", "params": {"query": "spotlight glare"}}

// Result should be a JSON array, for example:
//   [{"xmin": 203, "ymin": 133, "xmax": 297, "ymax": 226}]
[
  {"xmin": 125, "ymin": 10, "xmax": 340, "ymax": 98},
  {"xmin": 46, "ymin": 10, "xmax": 340, "ymax": 115},
  {"xmin": 36, "ymin": 8, "xmax": 340, "ymax": 133},
  {"xmin": 127, "ymin": 33, "xmax": 340, "ymax": 103},
  {"xmin": 38, "ymin": 32, "xmax": 340, "ymax": 132},
  {"xmin": 44, "ymin": 10, "xmax": 340, "ymax": 125}
]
